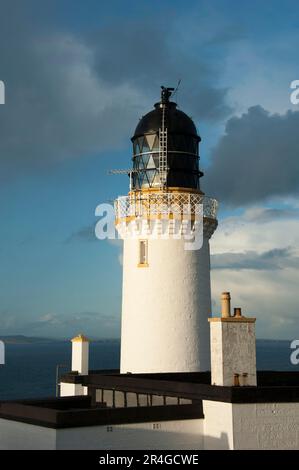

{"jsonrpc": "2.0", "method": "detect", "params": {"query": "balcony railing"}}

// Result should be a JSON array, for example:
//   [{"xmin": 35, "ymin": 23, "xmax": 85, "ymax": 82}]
[{"xmin": 114, "ymin": 192, "xmax": 218, "ymax": 221}]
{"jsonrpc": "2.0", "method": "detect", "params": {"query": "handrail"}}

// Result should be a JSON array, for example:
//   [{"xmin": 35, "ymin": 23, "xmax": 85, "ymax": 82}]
[{"xmin": 114, "ymin": 192, "xmax": 218, "ymax": 221}]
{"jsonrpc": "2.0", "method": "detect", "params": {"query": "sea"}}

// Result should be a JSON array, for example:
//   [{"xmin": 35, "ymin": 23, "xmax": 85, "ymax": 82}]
[{"xmin": 0, "ymin": 339, "xmax": 298, "ymax": 401}]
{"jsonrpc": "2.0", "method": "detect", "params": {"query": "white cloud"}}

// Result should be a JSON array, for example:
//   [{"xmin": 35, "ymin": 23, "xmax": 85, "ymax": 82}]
[
  {"xmin": 0, "ymin": 310, "xmax": 120, "ymax": 339},
  {"xmin": 212, "ymin": 206, "xmax": 299, "ymax": 254},
  {"xmin": 37, "ymin": 313, "xmax": 61, "ymax": 325},
  {"xmin": 210, "ymin": 205, "xmax": 299, "ymax": 339}
]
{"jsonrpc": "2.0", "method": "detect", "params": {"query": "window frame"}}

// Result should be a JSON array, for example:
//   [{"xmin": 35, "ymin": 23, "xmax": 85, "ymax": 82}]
[{"xmin": 138, "ymin": 239, "xmax": 149, "ymax": 267}]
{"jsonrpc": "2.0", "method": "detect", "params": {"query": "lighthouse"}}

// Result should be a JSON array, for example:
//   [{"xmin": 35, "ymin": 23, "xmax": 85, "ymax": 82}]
[{"xmin": 115, "ymin": 87, "xmax": 218, "ymax": 373}]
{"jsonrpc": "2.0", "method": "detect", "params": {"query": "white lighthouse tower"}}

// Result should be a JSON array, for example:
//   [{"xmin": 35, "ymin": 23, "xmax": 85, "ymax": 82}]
[{"xmin": 114, "ymin": 87, "xmax": 218, "ymax": 374}]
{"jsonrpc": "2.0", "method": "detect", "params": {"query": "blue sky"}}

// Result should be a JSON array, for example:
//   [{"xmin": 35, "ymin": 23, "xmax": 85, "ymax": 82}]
[{"xmin": 0, "ymin": 0, "xmax": 299, "ymax": 339}]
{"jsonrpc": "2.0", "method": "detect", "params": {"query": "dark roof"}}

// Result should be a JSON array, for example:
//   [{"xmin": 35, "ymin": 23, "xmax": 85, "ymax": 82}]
[
  {"xmin": 61, "ymin": 370, "xmax": 299, "ymax": 404},
  {"xmin": 133, "ymin": 102, "xmax": 200, "ymax": 140},
  {"xmin": 0, "ymin": 395, "xmax": 203, "ymax": 429},
  {"xmin": 2, "ymin": 371, "xmax": 299, "ymax": 429}
]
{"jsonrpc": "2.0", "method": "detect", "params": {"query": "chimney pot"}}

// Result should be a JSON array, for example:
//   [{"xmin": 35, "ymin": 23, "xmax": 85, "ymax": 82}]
[
  {"xmin": 234, "ymin": 307, "xmax": 242, "ymax": 318},
  {"xmin": 233, "ymin": 373, "xmax": 240, "ymax": 386},
  {"xmin": 221, "ymin": 292, "xmax": 231, "ymax": 318}
]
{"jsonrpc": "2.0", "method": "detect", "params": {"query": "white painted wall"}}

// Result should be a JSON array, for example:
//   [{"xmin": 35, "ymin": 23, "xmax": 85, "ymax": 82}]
[
  {"xmin": 203, "ymin": 400, "xmax": 299, "ymax": 450},
  {"xmin": 0, "ymin": 419, "xmax": 56, "ymax": 450},
  {"xmin": 120, "ymin": 235, "xmax": 213, "ymax": 373},
  {"xmin": 232, "ymin": 403, "xmax": 299, "ymax": 450},
  {"xmin": 60, "ymin": 382, "xmax": 88, "ymax": 397},
  {"xmin": 56, "ymin": 419, "xmax": 204, "ymax": 450},
  {"xmin": 1, "ymin": 402, "xmax": 299, "ymax": 449},
  {"xmin": 202, "ymin": 400, "xmax": 234, "ymax": 449},
  {"xmin": 0, "ymin": 418, "xmax": 204, "ymax": 450},
  {"xmin": 72, "ymin": 340, "xmax": 89, "ymax": 375}
]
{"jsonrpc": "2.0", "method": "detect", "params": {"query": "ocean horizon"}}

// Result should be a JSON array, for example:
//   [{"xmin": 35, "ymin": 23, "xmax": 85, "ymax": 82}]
[{"xmin": 0, "ymin": 338, "xmax": 298, "ymax": 401}]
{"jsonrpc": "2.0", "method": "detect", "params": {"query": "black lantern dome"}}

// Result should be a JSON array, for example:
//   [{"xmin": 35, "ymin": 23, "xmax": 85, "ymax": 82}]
[{"xmin": 131, "ymin": 87, "xmax": 203, "ymax": 190}]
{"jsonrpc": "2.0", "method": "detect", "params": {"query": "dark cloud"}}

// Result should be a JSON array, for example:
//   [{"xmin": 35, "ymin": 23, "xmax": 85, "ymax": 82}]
[
  {"xmin": 246, "ymin": 208, "xmax": 299, "ymax": 223},
  {"xmin": 89, "ymin": 20, "xmax": 232, "ymax": 121},
  {"xmin": 211, "ymin": 247, "xmax": 299, "ymax": 271},
  {"xmin": 65, "ymin": 224, "xmax": 96, "ymax": 243},
  {"xmin": 205, "ymin": 27, "xmax": 247, "ymax": 46},
  {"xmin": 204, "ymin": 106, "xmax": 299, "ymax": 205},
  {"xmin": 0, "ymin": 2, "xmax": 232, "ymax": 181}
]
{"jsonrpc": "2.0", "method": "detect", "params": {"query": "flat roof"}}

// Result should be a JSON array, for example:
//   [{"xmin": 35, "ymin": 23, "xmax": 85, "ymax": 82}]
[
  {"xmin": 1, "ymin": 370, "xmax": 299, "ymax": 429},
  {"xmin": 0, "ymin": 395, "xmax": 203, "ymax": 429},
  {"xmin": 61, "ymin": 370, "xmax": 299, "ymax": 404}
]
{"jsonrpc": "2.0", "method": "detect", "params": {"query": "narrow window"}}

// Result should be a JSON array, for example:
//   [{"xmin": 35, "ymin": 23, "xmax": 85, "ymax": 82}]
[{"xmin": 138, "ymin": 240, "xmax": 148, "ymax": 267}]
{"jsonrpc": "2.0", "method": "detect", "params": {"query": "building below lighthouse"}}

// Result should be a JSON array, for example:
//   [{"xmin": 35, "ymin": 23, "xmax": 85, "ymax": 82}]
[{"xmin": 0, "ymin": 88, "xmax": 299, "ymax": 450}]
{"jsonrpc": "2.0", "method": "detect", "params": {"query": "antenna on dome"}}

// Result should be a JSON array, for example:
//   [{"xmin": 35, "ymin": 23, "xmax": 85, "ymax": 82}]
[
  {"xmin": 171, "ymin": 79, "xmax": 181, "ymax": 105},
  {"xmin": 160, "ymin": 86, "xmax": 175, "ymax": 104},
  {"xmin": 171, "ymin": 79, "xmax": 181, "ymax": 99}
]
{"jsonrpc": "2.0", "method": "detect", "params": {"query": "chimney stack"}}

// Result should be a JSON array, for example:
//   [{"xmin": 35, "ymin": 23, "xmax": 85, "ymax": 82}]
[
  {"xmin": 71, "ymin": 334, "xmax": 89, "ymax": 375},
  {"xmin": 209, "ymin": 293, "xmax": 257, "ymax": 387},
  {"xmin": 59, "ymin": 334, "xmax": 89, "ymax": 397}
]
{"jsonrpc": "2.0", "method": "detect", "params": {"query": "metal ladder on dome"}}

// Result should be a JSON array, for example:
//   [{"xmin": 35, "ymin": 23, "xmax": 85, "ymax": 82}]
[{"xmin": 158, "ymin": 105, "xmax": 168, "ymax": 188}]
